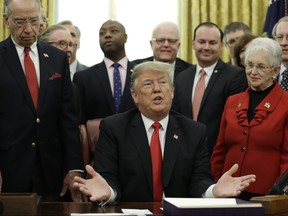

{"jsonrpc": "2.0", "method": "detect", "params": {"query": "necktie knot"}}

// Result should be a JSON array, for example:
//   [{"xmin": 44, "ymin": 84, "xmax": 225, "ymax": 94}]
[
  {"xmin": 113, "ymin": 63, "xmax": 120, "ymax": 69},
  {"xmin": 200, "ymin": 68, "xmax": 206, "ymax": 75},
  {"xmin": 152, "ymin": 122, "xmax": 161, "ymax": 131},
  {"xmin": 24, "ymin": 47, "xmax": 31, "ymax": 54}
]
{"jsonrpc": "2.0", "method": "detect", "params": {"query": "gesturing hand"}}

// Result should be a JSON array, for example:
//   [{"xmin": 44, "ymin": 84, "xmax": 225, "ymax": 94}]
[{"xmin": 213, "ymin": 164, "xmax": 256, "ymax": 198}]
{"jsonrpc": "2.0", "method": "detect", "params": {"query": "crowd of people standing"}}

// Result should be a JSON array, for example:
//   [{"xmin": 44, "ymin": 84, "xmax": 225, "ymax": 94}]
[{"xmin": 0, "ymin": 0, "xmax": 288, "ymax": 205}]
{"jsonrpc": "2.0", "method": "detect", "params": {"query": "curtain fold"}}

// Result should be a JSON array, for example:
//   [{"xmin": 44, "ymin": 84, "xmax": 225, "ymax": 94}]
[
  {"xmin": 179, "ymin": 0, "xmax": 269, "ymax": 64},
  {"xmin": 0, "ymin": 0, "xmax": 55, "ymax": 41}
]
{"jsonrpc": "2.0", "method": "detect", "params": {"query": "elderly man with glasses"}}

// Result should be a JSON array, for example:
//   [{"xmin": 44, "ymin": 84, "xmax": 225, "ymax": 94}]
[
  {"xmin": 38, "ymin": 24, "xmax": 77, "ymax": 64},
  {"xmin": 132, "ymin": 21, "xmax": 192, "ymax": 82},
  {"xmin": 0, "ymin": 0, "xmax": 83, "ymax": 202}
]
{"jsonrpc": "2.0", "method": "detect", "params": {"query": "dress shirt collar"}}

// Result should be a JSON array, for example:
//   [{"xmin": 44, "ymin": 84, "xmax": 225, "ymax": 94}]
[
  {"xmin": 141, "ymin": 113, "xmax": 169, "ymax": 132},
  {"xmin": 104, "ymin": 56, "xmax": 128, "ymax": 70},
  {"xmin": 70, "ymin": 59, "xmax": 77, "ymax": 73},
  {"xmin": 11, "ymin": 36, "xmax": 37, "ymax": 56},
  {"xmin": 280, "ymin": 64, "xmax": 287, "ymax": 76},
  {"xmin": 196, "ymin": 61, "xmax": 218, "ymax": 78}
]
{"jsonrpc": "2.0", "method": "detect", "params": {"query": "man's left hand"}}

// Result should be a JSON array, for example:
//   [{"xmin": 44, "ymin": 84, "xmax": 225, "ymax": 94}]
[{"xmin": 61, "ymin": 171, "xmax": 83, "ymax": 202}]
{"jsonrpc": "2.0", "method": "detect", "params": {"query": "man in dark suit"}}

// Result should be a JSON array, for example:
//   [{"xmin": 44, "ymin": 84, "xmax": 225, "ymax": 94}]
[
  {"xmin": 73, "ymin": 61, "xmax": 256, "ymax": 203},
  {"xmin": 73, "ymin": 20, "xmax": 136, "ymax": 165},
  {"xmin": 172, "ymin": 22, "xmax": 248, "ymax": 157},
  {"xmin": 132, "ymin": 21, "xmax": 191, "ymax": 82},
  {"xmin": 0, "ymin": 0, "xmax": 83, "ymax": 201}
]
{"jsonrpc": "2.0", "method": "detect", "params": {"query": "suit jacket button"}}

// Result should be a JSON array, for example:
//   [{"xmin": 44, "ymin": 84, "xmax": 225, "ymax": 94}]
[
  {"xmin": 244, "ymin": 130, "xmax": 247, "ymax": 135},
  {"xmin": 241, "ymin": 147, "xmax": 246, "ymax": 152},
  {"xmin": 36, "ymin": 118, "xmax": 40, "ymax": 123},
  {"xmin": 31, "ymin": 142, "xmax": 36, "ymax": 147}
]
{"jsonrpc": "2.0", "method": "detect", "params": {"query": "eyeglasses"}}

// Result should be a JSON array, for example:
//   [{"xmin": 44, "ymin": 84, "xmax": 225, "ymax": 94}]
[
  {"xmin": 12, "ymin": 17, "xmax": 39, "ymax": 27},
  {"xmin": 245, "ymin": 62, "xmax": 273, "ymax": 72},
  {"xmin": 274, "ymin": 34, "xmax": 288, "ymax": 42},
  {"xmin": 226, "ymin": 38, "xmax": 239, "ymax": 47},
  {"xmin": 152, "ymin": 38, "xmax": 179, "ymax": 45},
  {"xmin": 48, "ymin": 41, "xmax": 77, "ymax": 50}
]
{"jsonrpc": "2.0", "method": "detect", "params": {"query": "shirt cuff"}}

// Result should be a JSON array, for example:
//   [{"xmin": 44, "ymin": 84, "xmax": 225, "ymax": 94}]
[
  {"xmin": 203, "ymin": 184, "xmax": 215, "ymax": 198},
  {"xmin": 68, "ymin": 169, "xmax": 84, "ymax": 173},
  {"xmin": 99, "ymin": 186, "xmax": 117, "ymax": 207}
]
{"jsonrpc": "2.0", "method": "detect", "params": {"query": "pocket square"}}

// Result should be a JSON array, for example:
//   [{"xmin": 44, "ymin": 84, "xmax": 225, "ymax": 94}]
[{"xmin": 49, "ymin": 73, "xmax": 62, "ymax": 80}]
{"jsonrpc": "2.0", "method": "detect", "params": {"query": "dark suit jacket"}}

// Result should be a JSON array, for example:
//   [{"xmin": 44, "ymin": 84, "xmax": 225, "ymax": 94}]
[
  {"xmin": 94, "ymin": 108, "xmax": 214, "ymax": 202},
  {"xmin": 172, "ymin": 59, "xmax": 248, "ymax": 156},
  {"xmin": 73, "ymin": 61, "xmax": 136, "ymax": 123},
  {"xmin": 76, "ymin": 60, "xmax": 88, "ymax": 72},
  {"xmin": 132, "ymin": 56, "xmax": 192, "ymax": 81},
  {"xmin": 0, "ymin": 36, "xmax": 83, "ymax": 193}
]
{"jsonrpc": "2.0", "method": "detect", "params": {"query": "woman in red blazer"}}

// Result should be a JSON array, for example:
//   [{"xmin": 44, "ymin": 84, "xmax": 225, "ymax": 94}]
[{"xmin": 211, "ymin": 37, "xmax": 288, "ymax": 200}]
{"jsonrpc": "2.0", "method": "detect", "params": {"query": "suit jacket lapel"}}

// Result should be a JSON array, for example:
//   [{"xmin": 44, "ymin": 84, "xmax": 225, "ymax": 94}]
[
  {"xmin": 120, "ymin": 61, "xmax": 134, "ymax": 111},
  {"xmin": 201, "ymin": 60, "xmax": 224, "ymax": 108},
  {"xmin": 129, "ymin": 112, "xmax": 154, "ymax": 193},
  {"xmin": 96, "ymin": 62, "xmax": 115, "ymax": 112},
  {"xmin": 37, "ymin": 42, "xmax": 50, "ymax": 112},
  {"xmin": 183, "ymin": 65, "xmax": 196, "ymax": 117},
  {"xmin": 162, "ymin": 114, "xmax": 182, "ymax": 187},
  {"xmin": 3, "ymin": 37, "xmax": 36, "ymax": 112}
]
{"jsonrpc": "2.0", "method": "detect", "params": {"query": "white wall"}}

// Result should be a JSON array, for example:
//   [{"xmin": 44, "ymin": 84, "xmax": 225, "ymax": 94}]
[{"xmin": 56, "ymin": 0, "xmax": 178, "ymax": 67}]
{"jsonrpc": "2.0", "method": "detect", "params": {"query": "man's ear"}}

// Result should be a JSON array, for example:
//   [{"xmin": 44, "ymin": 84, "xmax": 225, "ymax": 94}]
[
  {"xmin": 3, "ymin": 14, "xmax": 10, "ymax": 29},
  {"xmin": 131, "ymin": 91, "xmax": 139, "ymax": 104}
]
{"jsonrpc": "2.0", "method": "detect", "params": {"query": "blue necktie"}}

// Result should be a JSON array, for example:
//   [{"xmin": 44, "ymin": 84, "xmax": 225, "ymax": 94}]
[{"xmin": 113, "ymin": 63, "xmax": 122, "ymax": 113}]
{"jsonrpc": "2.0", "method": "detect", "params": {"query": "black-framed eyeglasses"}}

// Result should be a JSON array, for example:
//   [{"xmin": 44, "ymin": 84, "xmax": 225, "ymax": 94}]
[
  {"xmin": 12, "ymin": 17, "xmax": 39, "ymax": 27},
  {"xmin": 244, "ymin": 62, "xmax": 273, "ymax": 72},
  {"xmin": 152, "ymin": 38, "xmax": 179, "ymax": 45},
  {"xmin": 48, "ymin": 41, "xmax": 77, "ymax": 50}
]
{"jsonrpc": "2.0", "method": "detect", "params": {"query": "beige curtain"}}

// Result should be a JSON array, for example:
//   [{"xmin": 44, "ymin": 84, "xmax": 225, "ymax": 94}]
[
  {"xmin": 0, "ymin": 0, "xmax": 55, "ymax": 41},
  {"xmin": 41, "ymin": 0, "xmax": 56, "ymax": 27},
  {"xmin": 179, "ymin": 0, "xmax": 269, "ymax": 64}
]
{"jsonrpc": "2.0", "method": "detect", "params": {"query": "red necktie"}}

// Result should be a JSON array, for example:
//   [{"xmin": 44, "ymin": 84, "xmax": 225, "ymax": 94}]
[
  {"xmin": 192, "ymin": 69, "xmax": 206, "ymax": 121},
  {"xmin": 150, "ymin": 122, "xmax": 163, "ymax": 202},
  {"xmin": 24, "ymin": 47, "xmax": 38, "ymax": 109}
]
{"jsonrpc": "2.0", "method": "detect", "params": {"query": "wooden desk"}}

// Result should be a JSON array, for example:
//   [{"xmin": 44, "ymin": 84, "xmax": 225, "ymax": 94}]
[
  {"xmin": 39, "ymin": 202, "xmax": 163, "ymax": 216},
  {"xmin": 38, "ymin": 198, "xmax": 288, "ymax": 216},
  {"xmin": 1, "ymin": 194, "xmax": 288, "ymax": 215}
]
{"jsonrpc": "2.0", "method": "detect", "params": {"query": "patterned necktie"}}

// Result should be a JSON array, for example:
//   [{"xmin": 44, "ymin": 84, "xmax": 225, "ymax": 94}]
[
  {"xmin": 150, "ymin": 122, "xmax": 163, "ymax": 202},
  {"xmin": 280, "ymin": 69, "xmax": 288, "ymax": 91},
  {"xmin": 24, "ymin": 47, "xmax": 38, "ymax": 109},
  {"xmin": 192, "ymin": 69, "xmax": 206, "ymax": 121},
  {"xmin": 113, "ymin": 63, "xmax": 122, "ymax": 113}
]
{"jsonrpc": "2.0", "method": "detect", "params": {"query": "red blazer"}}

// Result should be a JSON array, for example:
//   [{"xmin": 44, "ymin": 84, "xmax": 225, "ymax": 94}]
[{"xmin": 211, "ymin": 83, "xmax": 288, "ymax": 195}]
